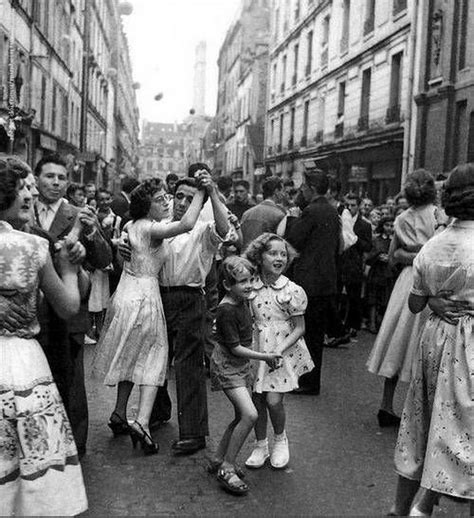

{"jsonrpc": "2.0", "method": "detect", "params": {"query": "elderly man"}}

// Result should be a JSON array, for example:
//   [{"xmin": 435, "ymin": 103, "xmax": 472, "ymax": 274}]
[
  {"xmin": 138, "ymin": 170, "xmax": 230, "ymax": 453},
  {"xmin": 285, "ymin": 169, "xmax": 346, "ymax": 395},
  {"xmin": 33, "ymin": 153, "xmax": 112, "ymax": 456}
]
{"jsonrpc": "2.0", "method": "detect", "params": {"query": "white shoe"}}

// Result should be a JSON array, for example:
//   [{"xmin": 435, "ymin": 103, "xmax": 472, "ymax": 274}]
[
  {"xmin": 245, "ymin": 440, "xmax": 269, "ymax": 468},
  {"xmin": 84, "ymin": 335, "xmax": 96, "ymax": 345},
  {"xmin": 270, "ymin": 436, "xmax": 289, "ymax": 469}
]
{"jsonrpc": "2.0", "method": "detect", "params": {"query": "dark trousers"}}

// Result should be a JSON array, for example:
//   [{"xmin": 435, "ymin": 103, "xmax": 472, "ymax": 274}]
[
  {"xmin": 300, "ymin": 295, "xmax": 342, "ymax": 393},
  {"xmin": 151, "ymin": 289, "xmax": 208, "ymax": 439},
  {"xmin": 344, "ymin": 282, "xmax": 363, "ymax": 331}
]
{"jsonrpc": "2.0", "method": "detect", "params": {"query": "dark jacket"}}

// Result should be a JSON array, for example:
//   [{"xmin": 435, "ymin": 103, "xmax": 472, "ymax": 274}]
[
  {"xmin": 340, "ymin": 214, "xmax": 372, "ymax": 283},
  {"xmin": 286, "ymin": 196, "xmax": 341, "ymax": 297},
  {"xmin": 110, "ymin": 192, "xmax": 129, "ymax": 220}
]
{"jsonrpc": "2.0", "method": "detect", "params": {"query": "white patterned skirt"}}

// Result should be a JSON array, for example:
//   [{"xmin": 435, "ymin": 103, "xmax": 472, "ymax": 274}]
[
  {"xmin": 0, "ymin": 336, "xmax": 88, "ymax": 516},
  {"xmin": 92, "ymin": 271, "xmax": 169, "ymax": 386}
]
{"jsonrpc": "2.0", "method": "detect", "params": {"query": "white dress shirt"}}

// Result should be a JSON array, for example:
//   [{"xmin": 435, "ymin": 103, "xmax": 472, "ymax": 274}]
[{"xmin": 36, "ymin": 199, "xmax": 63, "ymax": 231}]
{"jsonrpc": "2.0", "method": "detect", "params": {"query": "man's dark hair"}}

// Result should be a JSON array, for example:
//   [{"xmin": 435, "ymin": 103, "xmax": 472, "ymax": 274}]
[
  {"xmin": 345, "ymin": 192, "xmax": 362, "ymax": 206},
  {"xmin": 404, "ymin": 169, "xmax": 436, "ymax": 207},
  {"xmin": 34, "ymin": 153, "xmax": 67, "ymax": 176},
  {"xmin": 129, "ymin": 178, "xmax": 165, "ymax": 220},
  {"xmin": 304, "ymin": 169, "xmax": 329, "ymax": 195},
  {"xmin": 283, "ymin": 179, "xmax": 294, "ymax": 188},
  {"xmin": 188, "ymin": 162, "xmax": 211, "ymax": 178},
  {"xmin": 97, "ymin": 187, "xmax": 112, "ymax": 198},
  {"xmin": 122, "ymin": 177, "xmax": 140, "ymax": 194},
  {"xmin": 262, "ymin": 176, "xmax": 283, "ymax": 199},
  {"xmin": 175, "ymin": 177, "xmax": 198, "ymax": 191},
  {"xmin": 166, "ymin": 173, "xmax": 179, "ymax": 183},
  {"xmin": 216, "ymin": 175, "xmax": 233, "ymax": 193},
  {"xmin": 66, "ymin": 182, "xmax": 84, "ymax": 199},
  {"xmin": 234, "ymin": 179, "xmax": 250, "ymax": 191}
]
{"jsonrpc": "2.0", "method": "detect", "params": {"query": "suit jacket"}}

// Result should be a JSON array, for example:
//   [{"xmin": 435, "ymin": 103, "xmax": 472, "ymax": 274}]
[
  {"xmin": 340, "ymin": 214, "xmax": 372, "ymax": 283},
  {"xmin": 110, "ymin": 192, "xmax": 129, "ymax": 220},
  {"xmin": 286, "ymin": 196, "xmax": 341, "ymax": 297}
]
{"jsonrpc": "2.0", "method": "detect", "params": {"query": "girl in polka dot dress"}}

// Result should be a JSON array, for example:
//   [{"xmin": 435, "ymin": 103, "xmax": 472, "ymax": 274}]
[{"xmin": 243, "ymin": 233, "xmax": 314, "ymax": 469}]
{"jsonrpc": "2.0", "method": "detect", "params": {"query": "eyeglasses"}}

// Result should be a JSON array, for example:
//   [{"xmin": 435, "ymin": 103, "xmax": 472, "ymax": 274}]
[
  {"xmin": 152, "ymin": 194, "xmax": 172, "ymax": 205},
  {"xmin": 174, "ymin": 192, "xmax": 194, "ymax": 204}
]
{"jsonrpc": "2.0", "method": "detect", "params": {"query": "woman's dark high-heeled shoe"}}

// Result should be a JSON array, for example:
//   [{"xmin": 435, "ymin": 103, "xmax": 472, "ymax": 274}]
[
  {"xmin": 377, "ymin": 409, "xmax": 401, "ymax": 427},
  {"xmin": 129, "ymin": 421, "xmax": 159, "ymax": 455},
  {"xmin": 108, "ymin": 411, "xmax": 130, "ymax": 436}
]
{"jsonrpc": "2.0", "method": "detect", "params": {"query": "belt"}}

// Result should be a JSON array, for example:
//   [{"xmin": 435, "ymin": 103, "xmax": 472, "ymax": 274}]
[{"xmin": 159, "ymin": 285, "xmax": 204, "ymax": 294}]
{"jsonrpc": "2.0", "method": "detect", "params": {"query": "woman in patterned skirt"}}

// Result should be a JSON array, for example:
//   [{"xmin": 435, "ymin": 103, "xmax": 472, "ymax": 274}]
[{"xmin": 0, "ymin": 155, "xmax": 88, "ymax": 516}]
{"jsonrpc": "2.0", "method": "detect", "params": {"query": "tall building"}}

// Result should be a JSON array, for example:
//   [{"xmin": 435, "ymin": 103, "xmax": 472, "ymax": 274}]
[
  {"xmin": 412, "ymin": 0, "xmax": 474, "ymax": 174},
  {"xmin": 265, "ymin": 0, "xmax": 412, "ymax": 201},
  {"xmin": 0, "ymin": 0, "xmax": 139, "ymax": 189},
  {"xmin": 215, "ymin": 0, "xmax": 270, "ymax": 192},
  {"xmin": 193, "ymin": 41, "xmax": 206, "ymax": 116}
]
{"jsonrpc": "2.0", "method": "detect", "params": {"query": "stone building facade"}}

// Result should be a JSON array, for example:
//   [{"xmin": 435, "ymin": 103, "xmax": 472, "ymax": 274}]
[
  {"xmin": 413, "ymin": 0, "xmax": 474, "ymax": 174},
  {"xmin": 0, "ymin": 0, "xmax": 139, "ymax": 189},
  {"xmin": 215, "ymin": 0, "xmax": 270, "ymax": 192},
  {"xmin": 265, "ymin": 0, "xmax": 412, "ymax": 202}
]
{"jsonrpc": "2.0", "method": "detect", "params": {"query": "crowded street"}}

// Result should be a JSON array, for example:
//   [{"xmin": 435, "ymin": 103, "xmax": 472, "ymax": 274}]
[{"xmin": 81, "ymin": 332, "xmax": 468, "ymax": 516}]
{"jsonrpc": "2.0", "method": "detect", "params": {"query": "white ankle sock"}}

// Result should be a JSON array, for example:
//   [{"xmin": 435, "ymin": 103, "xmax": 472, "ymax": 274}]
[
  {"xmin": 256, "ymin": 438, "xmax": 268, "ymax": 448},
  {"xmin": 274, "ymin": 431, "xmax": 287, "ymax": 442}
]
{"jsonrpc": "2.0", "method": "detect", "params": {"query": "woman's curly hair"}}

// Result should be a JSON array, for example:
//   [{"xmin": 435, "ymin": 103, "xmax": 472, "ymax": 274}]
[
  {"xmin": 243, "ymin": 233, "xmax": 298, "ymax": 273},
  {"xmin": 403, "ymin": 169, "xmax": 436, "ymax": 207},
  {"xmin": 442, "ymin": 163, "xmax": 474, "ymax": 220},
  {"xmin": 129, "ymin": 178, "xmax": 165, "ymax": 221},
  {"xmin": 0, "ymin": 154, "xmax": 31, "ymax": 211}
]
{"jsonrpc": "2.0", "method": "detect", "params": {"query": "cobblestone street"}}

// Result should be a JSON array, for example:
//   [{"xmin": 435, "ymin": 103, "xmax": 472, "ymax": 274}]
[{"xmin": 81, "ymin": 332, "xmax": 468, "ymax": 516}]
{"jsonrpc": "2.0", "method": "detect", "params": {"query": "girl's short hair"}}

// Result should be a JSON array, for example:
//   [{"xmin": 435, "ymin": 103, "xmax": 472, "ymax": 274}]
[
  {"xmin": 220, "ymin": 255, "xmax": 256, "ymax": 286},
  {"xmin": 376, "ymin": 216, "xmax": 394, "ymax": 235},
  {"xmin": 243, "ymin": 233, "xmax": 298, "ymax": 272},
  {"xmin": 129, "ymin": 178, "xmax": 165, "ymax": 221},
  {"xmin": 403, "ymin": 169, "xmax": 436, "ymax": 207},
  {"xmin": 0, "ymin": 154, "xmax": 30, "ymax": 211},
  {"xmin": 442, "ymin": 163, "xmax": 474, "ymax": 220}
]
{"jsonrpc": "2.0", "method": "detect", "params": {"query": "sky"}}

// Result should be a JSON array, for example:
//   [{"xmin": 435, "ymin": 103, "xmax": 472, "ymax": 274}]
[{"xmin": 122, "ymin": 0, "xmax": 242, "ymax": 125}]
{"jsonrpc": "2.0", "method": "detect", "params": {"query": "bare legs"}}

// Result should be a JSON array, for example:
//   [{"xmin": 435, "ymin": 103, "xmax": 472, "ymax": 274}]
[
  {"xmin": 114, "ymin": 381, "xmax": 133, "ymax": 420},
  {"xmin": 252, "ymin": 392, "xmax": 286, "ymax": 438},
  {"xmin": 390, "ymin": 476, "xmax": 420, "ymax": 515},
  {"xmin": 113, "ymin": 381, "xmax": 158, "ymax": 434},
  {"xmin": 214, "ymin": 387, "xmax": 258, "ymax": 467}
]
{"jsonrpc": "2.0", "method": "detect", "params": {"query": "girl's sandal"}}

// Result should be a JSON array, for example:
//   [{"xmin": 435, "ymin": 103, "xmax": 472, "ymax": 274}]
[
  {"xmin": 207, "ymin": 459, "xmax": 245, "ymax": 478},
  {"xmin": 217, "ymin": 467, "xmax": 249, "ymax": 495}
]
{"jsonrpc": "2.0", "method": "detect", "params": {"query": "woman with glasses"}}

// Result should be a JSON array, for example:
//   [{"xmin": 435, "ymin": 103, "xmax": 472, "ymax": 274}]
[{"xmin": 92, "ymin": 178, "xmax": 205, "ymax": 455}]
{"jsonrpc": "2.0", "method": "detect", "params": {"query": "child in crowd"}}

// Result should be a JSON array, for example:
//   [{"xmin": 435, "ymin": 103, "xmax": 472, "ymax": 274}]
[
  {"xmin": 243, "ymin": 234, "xmax": 313, "ymax": 470},
  {"xmin": 365, "ymin": 216, "xmax": 395, "ymax": 333},
  {"xmin": 209, "ymin": 256, "xmax": 281, "ymax": 495}
]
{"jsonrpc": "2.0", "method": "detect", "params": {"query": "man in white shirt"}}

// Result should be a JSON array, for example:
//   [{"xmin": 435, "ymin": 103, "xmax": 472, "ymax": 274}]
[{"xmin": 151, "ymin": 172, "xmax": 230, "ymax": 454}]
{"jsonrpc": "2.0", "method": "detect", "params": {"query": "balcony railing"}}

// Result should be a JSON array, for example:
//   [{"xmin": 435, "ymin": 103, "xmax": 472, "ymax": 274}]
[
  {"xmin": 314, "ymin": 130, "xmax": 324, "ymax": 143},
  {"xmin": 393, "ymin": 0, "xmax": 407, "ymax": 16},
  {"xmin": 363, "ymin": 17, "xmax": 374, "ymax": 36},
  {"xmin": 320, "ymin": 47, "xmax": 328, "ymax": 68},
  {"xmin": 385, "ymin": 104, "xmax": 401, "ymax": 124},
  {"xmin": 288, "ymin": 136, "xmax": 294, "ymax": 149},
  {"xmin": 300, "ymin": 135, "xmax": 307, "ymax": 147},
  {"xmin": 335, "ymin": 122, "xmax": 344, "ymax": 139},
  {"xmin": 340, "ymin": 34, "xmax": 348, "ymax": 54},
  {"xmin": 358, "ymin": 115, "xmax": 369, "ymax": 131}
]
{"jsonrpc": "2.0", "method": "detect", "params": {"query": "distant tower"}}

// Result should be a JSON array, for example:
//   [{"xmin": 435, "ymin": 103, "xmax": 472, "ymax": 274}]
[{"xmin": 193, "ymin": 41, "xmax": 206, "ymax": 116}]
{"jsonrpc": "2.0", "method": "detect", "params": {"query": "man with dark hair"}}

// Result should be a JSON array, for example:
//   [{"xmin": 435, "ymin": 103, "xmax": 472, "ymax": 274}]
[
  {"xmin": 216, "ymin": 175, "xmax": 233, "ymax": 203},
  {"xmin": 227, "ymin": 179, "xmax": 255, "ymax": 220},
  {"xmin": 33, "ymin": 153, "xmax": 112, "ymax": 456},
  {"xmin": 285, "ymin": 169, "xmax": 346, "ymax": 395},
  {"xmin": 339, "ymin": 192, "xmax": 372, "ymax": 336},
  {"xmin": 188, "ymin": 162, "xmax": 211, "ymax": 177},
  {"xmin": 165, "ymin": 173, "xmax": 179, "ymax": 195},
  {"xmin": 240, "ymin": 176, "xmax": 287, "ymax": 249},
  {"xmin": 111, "ymin": 176, "xmax": 140, "ymax": 220}
]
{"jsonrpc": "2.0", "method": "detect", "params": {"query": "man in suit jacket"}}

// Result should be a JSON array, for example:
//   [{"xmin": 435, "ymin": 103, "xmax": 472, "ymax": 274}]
[
  {"xmin": 34, "ymin": 154, "xmax": 112, "ymax": 456},
  {"xmin": 110, "ymin": 176, "xmax": 139, "ymax": 222},
  {"xmin": 286, "ymin": 170, "xmax": 346, "ymax": 395},
  {"xmin": 339, "ymin": 193, "xmax": 373, "ymax": 335}
]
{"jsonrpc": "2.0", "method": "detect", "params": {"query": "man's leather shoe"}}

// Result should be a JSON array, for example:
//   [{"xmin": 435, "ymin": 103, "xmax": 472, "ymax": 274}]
[
  {"xmin": 291, "ymin": 387, "xmax": 320, "ymax": 395},
  {"xmin": 171, "ymin": 437, "xmax": 206, "ymax": 454},
  {"xmin": 325, "ymin": 334, "xmax": 351, "ymax": 348}
]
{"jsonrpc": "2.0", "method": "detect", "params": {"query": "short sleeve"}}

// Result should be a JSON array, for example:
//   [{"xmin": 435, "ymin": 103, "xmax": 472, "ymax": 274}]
[
  {"xmin": 216, "ymin": 305, "xmax": 241, "ymax": 349},
  {"xmin": 411, "ymin": 250, "xmax": 429, "ymax": 297},
  {"xmin": 276, "ymin": 282, "xmax": 308, "ymax": 316}
]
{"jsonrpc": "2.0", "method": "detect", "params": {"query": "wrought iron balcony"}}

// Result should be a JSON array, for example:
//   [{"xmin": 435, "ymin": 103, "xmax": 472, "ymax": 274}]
[
  {"xmin": 335, "ymin": 122, "xmax": 344, "ymax": 139},
  {"xmin": 385, "ymin": 104, "xmax": 401, "ymax": 124},
  {"xmin": 357, "ymin": 116, "xmax": 369, "ymax": 131},
  {"xmin": 300, "ymin": 135, "xmax": 307, "ymax": 147},
  {"xmin": 363, "ymin": 17, "xmax": 374, "ymax": 36}
]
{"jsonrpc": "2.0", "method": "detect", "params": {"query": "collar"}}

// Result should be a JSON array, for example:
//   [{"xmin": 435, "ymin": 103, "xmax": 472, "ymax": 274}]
[
  {"xmin": 261, "ymin": 199, "xmax": 276, "ymax": 206},
  {"xmin": 121, "ymin": 191, "xmax": 130, "ymax": 203},
  {"xmin": 0, "ymin": 220, "xmax": 13, "ymax": 231},
  {"xmin": 36, "ymin": 198, "xmax": 63, "ymax": 215},
  {"xmin": 253, "ymin": 275, "xmax": 289, "ymax": 291}
]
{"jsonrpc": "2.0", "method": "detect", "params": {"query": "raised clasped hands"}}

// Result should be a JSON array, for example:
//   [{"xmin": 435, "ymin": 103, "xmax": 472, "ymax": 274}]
[
  {"xmin": 428, "ymin": 290, "xmax": 472, "ymax": 325},
  {"xmin": 195, "ymin": 170, "xmax": 215, "ymax": 194}
]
